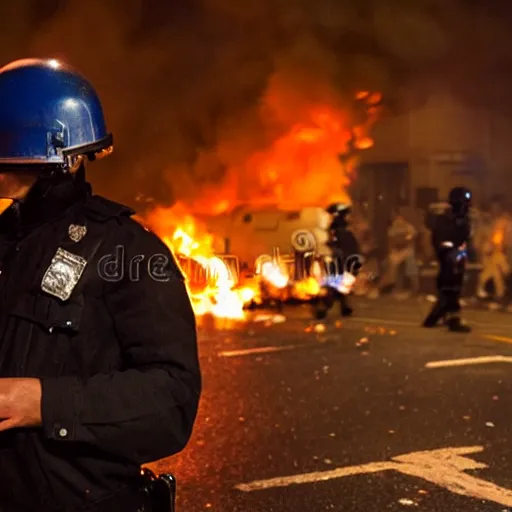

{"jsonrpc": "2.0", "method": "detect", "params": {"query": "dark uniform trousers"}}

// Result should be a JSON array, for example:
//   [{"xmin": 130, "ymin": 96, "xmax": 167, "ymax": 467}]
[
  {"xmin": 0, "ymin": 188, "xmax": 200, "ymax": 512},
  {"xmin": 313, "ymin": 256, "xmax": 353, "ymax": 319},
  {"xmin": 424, "ymin": 266, "xmax": 465, "ymax": 325},
  {"xmin": 313, "ymin": 224, "xmax": 361, "ymax": 320},
  {"xmin": 423, "ymin": 212, "xmax": 470, "ymax": 329}
]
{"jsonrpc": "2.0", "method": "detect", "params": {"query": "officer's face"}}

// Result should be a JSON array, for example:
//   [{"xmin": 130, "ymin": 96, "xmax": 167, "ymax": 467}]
[{"xmin": 0, "ymin": 171, "xmax": 38, "ymax": 200}]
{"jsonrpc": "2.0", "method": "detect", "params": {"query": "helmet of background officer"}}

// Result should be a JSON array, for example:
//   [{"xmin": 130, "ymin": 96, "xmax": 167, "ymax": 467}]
[
  {"xmin": 326, "ymin": 202, "xmax": 352, "ymax": 217},
  {"xmin": 326, "ymin": 202, "xmax": 352, "ymax": 228},
  {"xmin": 448, "ymin": 186, "xmax": 472, "ymax": 217},
  {"xmin": 0, "ymin": 58, "xmax": 112, "ymax": 201}
]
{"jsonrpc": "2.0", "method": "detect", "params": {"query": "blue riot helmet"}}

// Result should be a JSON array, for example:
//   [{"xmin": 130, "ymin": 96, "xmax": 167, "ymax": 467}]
[
  {"xmin": 448, "ymin": 187, "xmax": 471, "ymax": 217},
  {"xmin": 0, "ymin": 58, "xmax": 112, "ymax": 171}
]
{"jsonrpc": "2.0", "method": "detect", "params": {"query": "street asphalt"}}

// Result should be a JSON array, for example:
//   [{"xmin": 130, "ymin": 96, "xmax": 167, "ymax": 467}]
[{"xmin": 150, "ymin": 295, "xmax": 512, "ymax": 512}]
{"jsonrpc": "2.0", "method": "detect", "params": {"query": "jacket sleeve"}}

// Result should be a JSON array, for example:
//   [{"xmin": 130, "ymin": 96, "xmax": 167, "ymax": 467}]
[{"xmin": 40, "ymin": 223, "xmax": 201, "ymax": 465}]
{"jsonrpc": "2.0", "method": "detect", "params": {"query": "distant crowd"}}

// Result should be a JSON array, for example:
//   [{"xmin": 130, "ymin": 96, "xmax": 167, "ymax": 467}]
[{"xmin": 347, "ymin": 196, "xmax": 512, "ymax": 304}]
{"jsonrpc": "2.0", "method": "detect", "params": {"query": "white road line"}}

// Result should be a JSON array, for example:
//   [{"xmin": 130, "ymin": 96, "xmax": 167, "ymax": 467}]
[
  {"xmin": 218, "ymin": 345, "xmax": 299, "ymax": 358},
  {"xmin": 484, "ymin": 334, "xmax": 512, "ymax": 345},
  {"xmin": 235, "ymin": 462, "xmax": 396, "ymax": 492},
  {"xmin": 348, "ymin": 316, "xmax": 419, "ymax": 326},
  {"xmin": 349, "ymin": 316, "xmax": 512, "ymax": 330},
  {"xmin": 425, "ymin": 355, "xmax": 512, "ymax": 368},
  {"xmin": 394, "ymin": 447, "xmax": 512, "ymax": 506},
  {"xmin": 235, "ymin": 446, "xmax": 512, "ymax": 507}
]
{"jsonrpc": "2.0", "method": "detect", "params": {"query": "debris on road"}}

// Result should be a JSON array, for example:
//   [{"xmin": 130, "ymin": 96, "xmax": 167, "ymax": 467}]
[
  {"xmin": 356, "ymin": 337, "xmax": 369, "ymax": 348},
  {"xmin": 253, "ymin": 314, "xmax": 286, "ymax": 324},
  {"xmin": 398, "ymin": 498, "xmax": 418, "ymax": 507}
]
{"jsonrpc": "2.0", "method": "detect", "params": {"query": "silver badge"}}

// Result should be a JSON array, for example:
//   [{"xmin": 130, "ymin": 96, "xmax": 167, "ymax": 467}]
[
  {"xmin": 41, "ymin": 248, "xmax": 87, "ymax": 301},
  {"xmin": 68, "ymin": 224, "xmax": 87, "ymax": 242}
]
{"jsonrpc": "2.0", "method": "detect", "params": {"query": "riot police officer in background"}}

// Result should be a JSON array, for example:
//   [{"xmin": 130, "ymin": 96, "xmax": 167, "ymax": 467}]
[
  {"xmin": 314, "ymin": 202, "xmax": 361, "ymax": 319},
  {"xmin": 0, "ymin": 59, "xmax": 201, "ymax": 511},
  {"xmin": 423, "ymin": 187, "xmax": 472, "ymax": 332}
]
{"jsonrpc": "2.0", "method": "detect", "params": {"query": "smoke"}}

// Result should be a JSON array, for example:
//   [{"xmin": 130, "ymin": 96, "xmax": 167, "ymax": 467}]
[{"xmin": 0, "ymin": 0, "xmax": 510, "ymax": 209}]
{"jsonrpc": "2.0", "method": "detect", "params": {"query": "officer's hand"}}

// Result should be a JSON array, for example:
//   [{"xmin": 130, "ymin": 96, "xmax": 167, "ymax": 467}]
[{"xmin": 0, "ymin": 378, "xmax": 42, "ymax": 431}]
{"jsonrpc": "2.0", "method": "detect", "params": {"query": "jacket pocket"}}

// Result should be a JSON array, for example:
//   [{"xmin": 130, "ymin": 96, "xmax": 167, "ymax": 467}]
[
  {"xmin": 12, "ymin": 293, "xmax": 84, "ymax": 335},
  {"xmin": 9, "ymin": 293, "xmax": 85, "ymax": 377}
]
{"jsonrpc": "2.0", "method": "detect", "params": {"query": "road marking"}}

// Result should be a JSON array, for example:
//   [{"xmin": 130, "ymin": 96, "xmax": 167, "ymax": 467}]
[
  {"xmin": 425, "ymin": 356, "xmax": 512, "ymax": 368},
  {"xmin": 484, "ymin": 334, "xmax": 512, "ymax": 345},
  {"xmin": 350, "ymin": 316, "xmax": 512, "ymax": 330},
  {"xmin": 236, "ymin": 462, "xmax": 396, "ymax": 491},
  {"xmin": 235, "ymin": 446, "xmax": 512, "ymax": 507},
  {"xmin": 218, "ymin": 345, "xmax": 298, "ymax": 358},
  {"xmin": 348, "ymin": 317, "xmax": 419, "ymax": 327}
]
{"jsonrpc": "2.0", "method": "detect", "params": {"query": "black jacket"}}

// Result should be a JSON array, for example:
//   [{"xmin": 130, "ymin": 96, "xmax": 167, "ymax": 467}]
[
  {"xmin": 0, "ymin": 178, "xmax": 201, "ymax": 511},
  {"xmin": 327, "ymin": 219, "xmax": 360, "ymax": 260},
  {"xmin": 431, "ymin": 212, "xmax": 471, "ymax": 259}
]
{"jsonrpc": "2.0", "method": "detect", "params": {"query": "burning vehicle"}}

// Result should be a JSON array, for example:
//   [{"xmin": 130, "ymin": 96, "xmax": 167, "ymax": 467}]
[{"xmin": 142, "ymin": 202, "xmax": 366, "ymax": 318}]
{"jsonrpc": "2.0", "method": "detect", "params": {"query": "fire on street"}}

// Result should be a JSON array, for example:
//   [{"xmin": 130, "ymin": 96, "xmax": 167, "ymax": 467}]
[{"xmin": 149, "ymin": 297, "xmax": 512, "ymax": 511}]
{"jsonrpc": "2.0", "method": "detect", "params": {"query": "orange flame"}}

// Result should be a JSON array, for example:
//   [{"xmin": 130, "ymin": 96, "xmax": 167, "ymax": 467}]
[
  {"xmin": 260, "ymin": 261, "xmax": 289, "ymax": 289},
  {"xmin": 0, "ymin": 199, "xmax": 13, "ymax": 214},
  {"xmin": 492, "ymin": 230, "xmax": 504, "ymax": 247},
  {"xmin": 144, "ymin": 204, "xmax": 256, "ymax": 319},
  {"xmin": 142, "ymin": 91, "xmax": 381, "ymax": 319}
]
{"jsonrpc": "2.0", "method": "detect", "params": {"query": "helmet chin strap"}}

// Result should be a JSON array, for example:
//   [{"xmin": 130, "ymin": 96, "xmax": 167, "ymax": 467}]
[{"xmin": 66, "ymin": 154, "xmax": 85, "ymax": 174}]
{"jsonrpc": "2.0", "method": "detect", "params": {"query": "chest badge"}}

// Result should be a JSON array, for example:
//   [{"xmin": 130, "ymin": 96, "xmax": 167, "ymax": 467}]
[
  {"xmin": 41, "ymin": 248, "xmax": 87, "ymax": 301},
  {"xmin": 68, "ymin": 224, "xmax": 87, "ymax": 243}
]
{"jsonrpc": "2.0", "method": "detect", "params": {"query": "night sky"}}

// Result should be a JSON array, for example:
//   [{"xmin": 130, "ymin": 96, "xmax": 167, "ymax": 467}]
[{"xmin": 1, "ymin": 0, "xmax": 512, "ymax": 207}]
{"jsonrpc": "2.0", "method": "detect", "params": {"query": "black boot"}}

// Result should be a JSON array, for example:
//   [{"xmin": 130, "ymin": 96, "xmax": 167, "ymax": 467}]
[
  {"xmin": 314, "ymin": 309, "xmax": 328, "ymax": 320},
  {"xmin": 423, "ymin": 310, "xmax": 443, "ymax": 327},
  {"xmin": 422, "ymin": 317, "xmax": 438, "ymax": 328},
  {"xmin": 422, "ymin": 299, "xmax": 444, "ymax": 327},
  {"xmin": 340, "ymin": 295, "xmax": 353, "ymax": 317},
  {"xmin": 341, "ymin": 306, "xmax": 353, "ymax": 317},
  {"xmin": 446, "ymin": 316, "xmax": 471, "ymax": 332}
]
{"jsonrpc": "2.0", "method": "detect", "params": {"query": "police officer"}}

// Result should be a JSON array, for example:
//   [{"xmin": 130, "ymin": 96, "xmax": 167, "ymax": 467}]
[
  {"xmin": 0, "ymin": 59, "xmax": 201, "ymax": 511},
  {"xmin": 313, "ymin": 202, "xmax": 361, "ymax": 319},
  {"xmin": 423, "ymin": 187, "xmax": 472, "ymax": 332}
]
